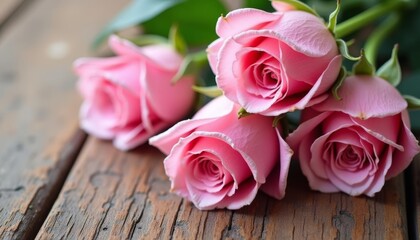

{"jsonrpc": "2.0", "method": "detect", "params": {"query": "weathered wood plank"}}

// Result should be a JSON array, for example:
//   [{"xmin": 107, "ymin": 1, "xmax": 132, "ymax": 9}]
[
  {"xmin": 38, "ymin": 138, "xmax": 408, "ymax": 239},
  {"xmin": 411, "ymin": 155, "xmax": 420, "ymax": 239},
  {"xmin": 0, "ymin": 0, "xmax": 26, "ymax": 28},
  {"xmin": 0, "ymin": 0, "xmax": 129, "ymax": 239}
]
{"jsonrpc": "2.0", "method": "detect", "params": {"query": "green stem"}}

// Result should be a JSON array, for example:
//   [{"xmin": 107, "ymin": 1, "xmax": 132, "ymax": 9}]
[
  {"xmin": 364, "ymin": 13, "xmax": 401, "ymax": 66},
  {"xmin": 335, "ymin": 0, "xmax": 408, "ymax": 38}
]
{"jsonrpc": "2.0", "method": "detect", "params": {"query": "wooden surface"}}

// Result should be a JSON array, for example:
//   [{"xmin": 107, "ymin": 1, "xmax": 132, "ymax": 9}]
[
  {"xmin": 0, "ymin": 0, "xmax": 128, "ymax": 239},
  {"xmin": 0, "ymin": 0, "xmax": 417, "ymax": 239},
  {"xmin": 37, "ymin": 138, "xmax": 409, "ymax": 239}
]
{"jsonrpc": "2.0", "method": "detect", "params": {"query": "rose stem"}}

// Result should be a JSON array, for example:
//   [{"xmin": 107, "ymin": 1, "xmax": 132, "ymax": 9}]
[
  {"xmin": 364, "ymin": 13, "xmax": 401, "ymax": 66},
  {"xmin": 335, "ymin": 0, "xmax": 413, "ymax": 39}
]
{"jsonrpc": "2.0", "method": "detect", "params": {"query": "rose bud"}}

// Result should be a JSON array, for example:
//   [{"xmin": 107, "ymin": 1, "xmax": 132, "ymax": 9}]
[
  {"xmin": 287, "ymin": 75, "xmax": 420, "ymax": 196},
  {"xmin": 75, "ymin": 35, "xmax": 195, "ymax": 150},
  {"xmin": 207, "ymin": 7, "xmax": 341, "ymax": 116},
  {"xmin": 150, "ymin": 96, "xmax": 292, "ymax": 210}
]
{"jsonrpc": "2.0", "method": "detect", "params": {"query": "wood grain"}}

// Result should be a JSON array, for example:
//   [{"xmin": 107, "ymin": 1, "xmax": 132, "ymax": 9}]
[
  {"xmin": 0, "ymin": 0, "xmax": 26, "ymax": 29},
  {"xmin": 411, "ymin": 155, "xmax": 420, "ymax": 238},
  {"xmin": 0, "ymin": 0, "xmax": 129, "ymax": 238},
  {"xmin": 38, "ymin": 138, "xmax": 408, "ymax": 239}
]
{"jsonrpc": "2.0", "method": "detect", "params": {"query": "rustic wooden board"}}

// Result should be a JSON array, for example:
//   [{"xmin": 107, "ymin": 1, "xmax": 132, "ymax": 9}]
[
  {"xmin": 38, "ymin": 138, "xmax": 408, "ymax": 239},
  {"xmin": 411, "ymin": 155, "xmax": 420, "ymax": 238},
  {"xmin": 0, "ymin": 0, "xmax": 26, "ymax": 28},
  {"xmin": 0, "ymin": 0, "xmax": 129, "ymax": 239}
]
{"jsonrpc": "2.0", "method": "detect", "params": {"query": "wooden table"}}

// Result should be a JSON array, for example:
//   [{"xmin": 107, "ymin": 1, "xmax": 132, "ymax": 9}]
[{"xmin": 0, "ymin": 0, "xmax": 418, "ymax": 239}]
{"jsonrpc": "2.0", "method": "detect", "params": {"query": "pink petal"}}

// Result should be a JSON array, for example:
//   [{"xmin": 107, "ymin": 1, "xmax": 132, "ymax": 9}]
[
  {"xmin": 140, "ymin": 61, "xmax": 195, "ymax": 122},
  {"xmin": 149, "ymin": 96, "xmax": 235, "ymax": 154},
  {"xmin": 268, "ymin": 11, "xmax": 337, "ymax": 57},
  {"xmin": 188, "ymin": 136, "xmax": 251, "ymax": 190},
  {"xmin": 314, "ymin": 76, "xmax": 408, "ymax": 119},
  {"xmin": 109, "ymin": 35, "xmax": 182, "ymax": 71},
  {"xmin": 216, "ymin": 178, "xmax": 260, "ymax": 210},
  {"xmin": 79, "ymin": 101, "xmax": 116, "ymax": 139},
  {"xmin": 364, "ymin": 148, "xmax": 393, "ymax": 196},
  {"xmin": 288, "ymin": 55, "xmax": 342, "ymax": 111},
  {"xmin": 215, "ymin": 8, "xmax": 280, "ymax": 38},
  {"xmin": 113, "ymin": 120, "xmax": 168, "ymax": 151},
  {"xmin": 207, "ymin": 38, "xmax": 224, "ymax": 73},
  {"xmin": 260, "ymin": 128, "xmax": 293, "ymax": 199},
  {"xmin": 186, "ymin": 179, "xmax": 231, "ymax": 210},
  {"xmin": 386, "ymin": 111, "xmax": 420, "ymax": 178},
  {"xmin": 75, "ymin": 57, "xmax": 141, "ymax": 93}
]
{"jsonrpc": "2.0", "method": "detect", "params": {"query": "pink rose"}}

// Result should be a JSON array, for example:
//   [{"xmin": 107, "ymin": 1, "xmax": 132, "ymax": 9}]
[
  {"xmin": 207, "ymin": 8, "xmax": 341, "ymax": 116},
  {"xmin": 75, "ymin": 35, "xmax": 195, "ymax": 150},
  {"xmin": 287, "ymin": 75, "xmax": 420, "ymax": 196},
  {"xmin": 149, "ymin": 96, "xmax": 292, "ymax": 210}
]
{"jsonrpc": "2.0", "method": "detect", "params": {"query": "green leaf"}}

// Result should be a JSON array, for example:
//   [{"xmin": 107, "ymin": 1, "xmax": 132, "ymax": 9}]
[
  {"xmin": 376, "ymin": 44, "xmax": 401, "ymax": 87},
  {"xmin": 129, "ymin": 35, "xmax": 168, "ymax": 46},
  {"xmin": 192, "ymin": 85, "xmax": 222, "ymax": 98},
  {"xmin": 93, "ymin": 0, "xmax": 183, "ymax": 48},
  {"xmin": 328, "ymin": 0, "xmax": 341, "ymax": 34},
  {"xmin": 238, "ymin": 108, "xmax": 252, "ymax": 119},
  {"xmin": 331, "ymin": 66, "xmax": 347, "ymax": 100},
  {"xmin": 353, "ymin": 49, "xmax": 375, "ymax": 75},
  {"xmin": 142, "ymin": 0, "xmax": 227, "ymax": 46},
  {"xmin": 404, "ymin": 95, "xmax": 420, "ymax": 110},
  {"xmin": 169, "ymin": 24, "xmax": 187, "ymax": 55},
  {"xmin": 172, "ymin": 51, "xmax": 208, "ymax": 83},
  {"xmin": 336, "ymin": 39, "xmax": 360, "ymax": 61},
  {"xmin": 271, "ymin": 0, "xmax": 319, "ymax": 17}
]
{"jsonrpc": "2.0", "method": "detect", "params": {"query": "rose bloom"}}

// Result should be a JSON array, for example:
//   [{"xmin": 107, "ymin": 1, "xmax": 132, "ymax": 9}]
[
  {"xmin": 207, "ymin": 5, "xmax": 341, "ymax": 116},
  {"xmin": 287, "ymin": 75, "xmax": 420, "ymax": 196},
  {"xmin": 75, "ymin": 35, "xmax": 194, "ymax": 150},
  {"xmin": 150, "ymin": 96, "xmax": 292, "ymax": 210}
]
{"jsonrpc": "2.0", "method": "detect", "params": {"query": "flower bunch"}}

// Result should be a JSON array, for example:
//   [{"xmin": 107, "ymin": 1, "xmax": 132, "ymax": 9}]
[{"xmin": 75, "ymin": 0, "xmax": 420, "ymax": 210}]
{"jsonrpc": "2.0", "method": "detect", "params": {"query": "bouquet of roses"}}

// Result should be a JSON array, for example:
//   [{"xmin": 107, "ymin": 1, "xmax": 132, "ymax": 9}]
[{"xmin": 74, "ymin": 0, "xmax": 420, "ymax": 210}]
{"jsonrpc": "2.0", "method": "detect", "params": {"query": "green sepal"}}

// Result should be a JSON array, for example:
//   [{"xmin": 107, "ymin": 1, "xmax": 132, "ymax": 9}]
[
  {"xmin": 328, "ymin": 0, "xmax": 341, "ymax": 34},
  {"xmin": 376, "ymin": 44, "xmax": 401, "ymax": 87},
  {"xmin": 353, "ymin": 49, "xmax": 375, "ymax": 76},
  {"xmin": 404, "ymin": 95, "xmax": 420, "ymax": 110},
  {"xmin": 169, "ymin": 24, "xmax": 187, "ymax": 56},
  {"xmin": 238, "ymin": 108, "xmax": 252, "ymax": 119},
  {"xmin": 331, "ymin": 66, "xmax": 347, "ymax": 100},
  {"xmin": 172, "ymin": 51, "xmax": 208, "ymax": 84},
  {"xmin": 129, "ymin": 35, "xmax": 168, "ymax": 46},
  {"xmin": 336, "ymin": 39, "xmax": 360, "ymax": 61},
  {"xmin": 271, "ymin": 0, "xmax": 319, "ymax": 17},
  {"xmin": 192, "ymin": 85, "xmax": 222, "ymax": 98},
  {"xmin": 272, "ymin": 114, "xmax": 285, "ymax": 127}
]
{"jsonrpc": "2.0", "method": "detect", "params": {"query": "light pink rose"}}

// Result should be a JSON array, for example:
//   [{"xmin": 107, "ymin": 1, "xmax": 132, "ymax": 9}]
[
  {"xmin": 149, "ymin": 96, "xmax": 292, "ymax": 210},
  {"xmin": 207, "ymin": 8, "xmax": 341, "ymax": 116},
  {"xmin": 75, "ymin": 35, "xmax": 195, "ymax": 150},
  {"xmin": 287, "ymin": 75, "xmax": 420, "ymax": 196}
]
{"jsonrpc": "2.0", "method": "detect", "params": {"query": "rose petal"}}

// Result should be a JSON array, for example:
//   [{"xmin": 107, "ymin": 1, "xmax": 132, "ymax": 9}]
[
  {"xmin": 314, "ymin": 76, "xmax": 408, "ymax": 119},
  {"xmin": 260, "ymin": 128, "xmax": 293, "ymax": 199},
  {"xmin": 149, "ymin": 96, "xmax": 235, "ymax": 154},
  {"xmin": 139, "ymin": 59, "xmax": 194, "ymax": 122},
  {"xmin": 216, "ymin": 178, "xmax": 259, "ymax": 210},
  {"xmin": 268, "ymin": 11, "xmax": 337, "ymax": 57},
  {"xmin": 188, "ymin": 136, "xmax": 251, "ymax": 191},
  {"xmin": 386, "ymin": 111, "xmax": 420, "ymax": 178},
  {"xmin": 113, "ymin": 120, "xmax": 168, "ymax": 151},
  {"xmin": 207, "ymin": 38, "xmax": 224, "ymax": 73},
  {"xmin": 109, "ymin": 35, "xmax": 182, "ymax": 71},
  {"xmin": 215, "ymin": 8, "xmax": 280, "ymax": 38}
]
